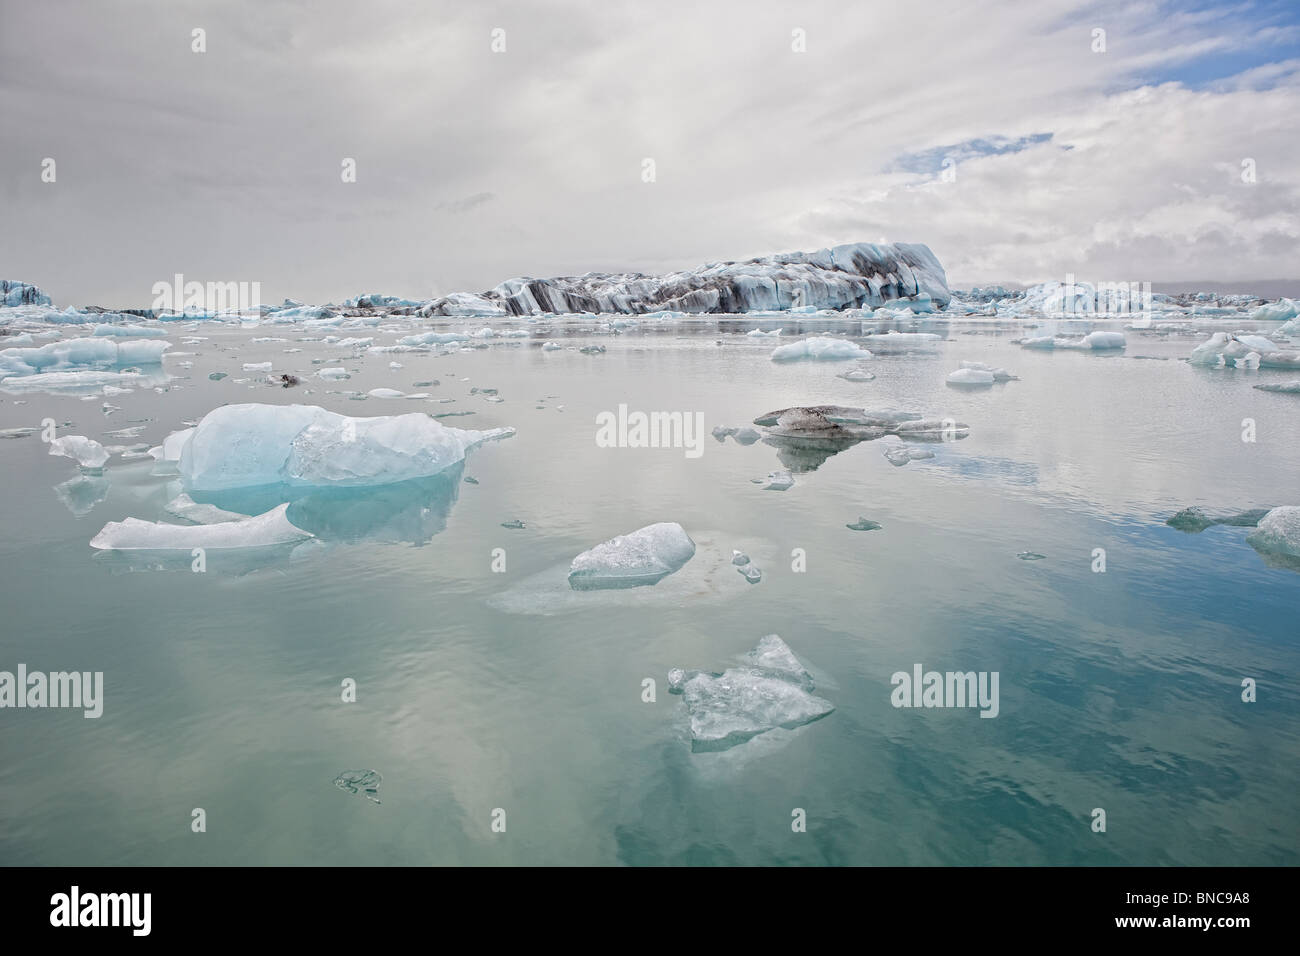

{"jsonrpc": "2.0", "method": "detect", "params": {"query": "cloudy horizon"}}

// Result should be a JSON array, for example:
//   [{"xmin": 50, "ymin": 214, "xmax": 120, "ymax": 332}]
[{"xmin": 2, "ymin": 0, "xmax": 1298, "ymax": 308}]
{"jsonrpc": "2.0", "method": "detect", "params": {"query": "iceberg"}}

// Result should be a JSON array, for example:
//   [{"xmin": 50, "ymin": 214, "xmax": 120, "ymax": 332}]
[
  {"xmin": 418, "ymin": 242, "xmax": 949, "ymax": 316},
  {"xmin": 946, "ymin": 368, "xmax": 995, "ymax": 386},
  {"xmin": 1019, "ymin": 331, "xmax": 1125, "ymax": 351},
  {"xmin": 48, "ymin": 435, "xmax": 109, "ymax": 469},
  {"xmin": 0, "ymin": 279, "xmax": 52, "ymax": 307},
  {"xmin": 568, "ymin": 522, "xmax": 696, "ymax": 590},
  {"xmin": 178, "ymin": 403, "xmax": 514, "ymax": 491},
  {"xmin": 1246, "ymin": 507, "xmax": 1300, "ymax": 561},
  {"xmin": 0, "ymin": 369, "xmax": 162, "ymax": 391},
  {"xmin": 89, "ymin": 503, "xmax": 312, "ymax": 550},
  {"xmin": 1250, "ymin": 298, "xmax": 1298, "ymax": 323},
  {"xmin": 1188, "ymin": 332, "xmax": 1300, "ymax": 369},
  {"xmin": 0, "ymin": 336, "xmax": 171, "ymax": 377},
  {"xmin": 770, "ymin": 337, "xmax": 871, "ymax": 362},
  {"xmin": 668, "ymin": 635, "xmax": 833, "ymax": 752},
  {"xmin": 92, "ymin": 324, "xmax": 156, "ymax": 337}
]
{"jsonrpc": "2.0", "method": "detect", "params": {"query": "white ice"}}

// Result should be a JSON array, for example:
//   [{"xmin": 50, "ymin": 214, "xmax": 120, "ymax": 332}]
[
  {"xmin": 770, "ymin": 337, "xmax": 871, "ymax": 362},
  {"xmin": 48, "ymin": 435, "xmax": 109, "ymax": 469},
  {"xmin": 1246, "ymin": 507, "xmax": 1300, "ymax": 560},
  {"xmin": 90, "ymin": 503, "xmax": 312, "ymax": 550},
  {"xmin": 568, "ymin": 521, "xmax": 696, "ymax": 590}
]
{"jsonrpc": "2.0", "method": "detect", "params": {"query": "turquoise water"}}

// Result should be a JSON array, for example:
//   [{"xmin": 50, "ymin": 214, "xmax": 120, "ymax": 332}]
[{"xmin": 1, "ymin": 317, "xmax": 1297, "ymax": 865}]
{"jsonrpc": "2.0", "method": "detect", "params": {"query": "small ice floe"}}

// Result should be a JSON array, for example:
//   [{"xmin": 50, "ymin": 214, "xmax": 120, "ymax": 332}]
[
  {"xmin": 737, "ymin": 564, "xmax": 762, "ymax": 583},
  {"xmin": 579, "ymin": 344, "xmax": 605, "ymax": 354},
  {"xmin": 668, "ymin": 635, "xmax": 833, "ymax": 752},
  {"xmin": 761, "ymin": 470, "xmax": 794, "ymax": 491},
  {"xmin": 388, "ymin": 361, "xmax": 403, "ymax": 369},
  {"xmin": 89, "ymin": 503, "xmax": 312, "ymax": 550},
  {"xmin": 367, "ymin": 387, "xmax": 406, "ymax": 399},
  {"xmin": 732, "ymin": 426, "xmax": 761, "ymax": 445},
  {"xmin": 568, "ymin": 522, "xmax": 696, "ymax": 590},
  {"xmin": 1189, "ymin": 332, "xmax": 1300, "ymax": 369},
  {"xmin": 103, "ymin": 384, "xmax": 134, "ymax": 395},
  {"xmin": 946, "ymin": 367, "xmax": 995, "ymax": 386},
  {"xmin": 838, "ymin": 367, "xmax": 875, "ymax": 381},
  {"xmin": 243, "ymin": 362, "xmax": 272, "ymax": 372},
  {"xmin": 731, "ymin": 550, "xmax": 750, "ymax": 565},
  {"xmin": 846, "ymin": 517, "xmax": 882, "ymax": 531},
  {"xmin": 1017, "ymin": 551, "xmax": 1047, "ymax": 561},
  {"xmin": 882, "ymin": 443, "xmax": 935, "ymax": 467},
  {"xmin": 541, "ymin": 341, "xmax": 562, "ymax": 351},
  {"xmin": 1018, "ymin": 331, "xmax": 1125, "ymax": 351},
  {"xmin": 770, "ymin": 337, "xmax": 871, "ymax": 362},
  {"xmin": 501, "ymin": 519, "xmax": 525, "ymax": 529},
  {"xmin": 208, "ymin": 372, "xmax": 227, "ymax": 381},
  {"xmin": 0, "ymin": 426, "xmax": 38, "ymax": 439},
  {"xmin": 1166, "ymin": 506, "xmax": 1271, "ymax": 533},
  {"xmin": 1254, "ymin": 381, "xmax": 1300, "ymax": 394},
  {"xmin": 317, "ymin": 367, "xmax": 350, "ymax": 380},
  {"xmin": 859, "ymin": 330, "xmax": 941, "ymax": 350},
  {"xmin": 48, "ymin": 435, "xmax": 109, "ymax": 470},
  {"xmin": 746, "ymin": 327, "xmax": 782, "ymax": 337},
  {"xmin": 1250, "ymin": 298, "xmax": 1298, "ymax": 323},
  {"xmin": 333, "ymin": 769, "xmax": 382, "ymax": 804},
  {"xmin": 1246, "ymin": 507, "xmax": 1300, "ymax": 565},
  {"xmin": 712, "ymin": 426, "xmax": 736, "ymax": 442}
]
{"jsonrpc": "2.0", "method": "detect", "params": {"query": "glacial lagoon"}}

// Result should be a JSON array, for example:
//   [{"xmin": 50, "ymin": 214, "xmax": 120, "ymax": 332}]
[{"xmin": 1, "ymin": 305, "xmax": 1298, "ymax": 865}]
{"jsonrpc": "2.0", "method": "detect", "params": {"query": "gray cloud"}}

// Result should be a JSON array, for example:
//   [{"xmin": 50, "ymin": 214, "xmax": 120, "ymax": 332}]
[{"xmin": 0, "ymin": 0, "xmax": 1296, "ymax": 308}]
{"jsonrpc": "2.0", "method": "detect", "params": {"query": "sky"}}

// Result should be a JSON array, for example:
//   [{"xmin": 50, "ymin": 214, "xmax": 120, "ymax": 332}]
[{"xmin": 1, "ymin": 0, "xmax": 1298, "ymax": 307}]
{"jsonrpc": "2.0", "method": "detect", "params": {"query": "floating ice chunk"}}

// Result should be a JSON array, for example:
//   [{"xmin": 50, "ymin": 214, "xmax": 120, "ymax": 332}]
[
  {"xmin": 746, "ymin": 327, "xmax": 782, "ymax": 337},
  {"xmin": 946, "ymin": 368, "xmax": 995, "ymax": 386},
  {"xmin": 959, "ymin": 360, "xmax": 1017, "ymax": 380},
  {"xmin": 1017, "ymin": 551, "xmax": 1047, "ymax": 561},
  {"xmin": 367, "ymin": 388, "xmax": 406, "ymax": 399},
  {"xmin": 568, "ymin": 521, "xmax": 696, "ymax": 590},
  {"xmin": 893, "ymin": 418, "xmax": 969, "ymax": 441},
  {"xmin": 669, "ymin": 635, "xmax": 832, "ymax": 752},
  {"xmin": 762, "ymin": 471, "xmax": 794, "ymax": 491},
  {"xmin": 243, "ymin": 362, "xmax": 272, "ymax": 372},
  {"xmin": 1254, "ymin": 381, "xmax": 1300, "ymax": 394},
  {"xmin": 846, "ymin": 517, "xmax": 882, "ymax": 531},
  {"xmin": 388, "ymin": 361, "xmax": 403, "ymax": 369},
  {"xmin": 838, "ymin": 367, "xmax": 875, "ymax": 381},
  {"xmin": 0, "ymin": 369, "xmax": 160, "ymax": 391},
  {"xmin": 737, "ymin": 564, "xmax": 762, "ymax": 583},
  {"xmin": 1166, "ymin": 506, "xmax": 1271, "ymax": 533},
  {"xmin": 48, "ymin": 435, "xmax": 109, "ymax": 469},
  {"xmin": 89, "ymin": 503, "xmax": 312, "ymax": 550},
  {"xmin": 162, "ymin": 493, "xmax": 250, "ymax": 525},
  {"xmin": 770, "ymin": 337, "xmax": 871, "ymax": 362},
  {"xmin": 731, "ymin": 550, "xmax": 750, "ymax": 565},
  {"xmin": 396, "ymin": 331, "xmax": 470, "ymax": 347},
  {"xmin": 1246, "ymin": 507, "xmax": 1300, "ymax": 560},
  {"xmin": 180, "ymin": 403, "xmax": 514, "ymax": 490},
  {"xmin": 732, "ymin": 426, "xmax": 761, "ymax": 444},
  {"xmin": 0, "ymin": 337, "xmax": 170, "ymax": 376},
  {"xmin": 333, "ymin": 769, "xmax": 382, "ymax": 804},
  {"xmin": 1251, "ymin": 298, "xmax": 1298, "ymax": 323},
  {"xmin": 317, "ymin": 367, "xmax": 350, "ymax": 380},
  {"xmin": 1189, "ymin": 332, "xmax": 1300, "ymax": 369},
  {"xmin": 712, "ymin": 425, "xmax": 737, "ymax": 442},
  {"xmin": 883, "ymin": 444, "xmax": 935, "ymax": 466},
  {"xmin": 860, "ymin": 330, "xmax": 942, "ymax": 349},
  {"xmin": 1019, "ymin": 331, "xmax": 1125, "ymax": 350},
  {"xmin": 541, "ymin": 341, "xmax": 562, "ymax": 351}
]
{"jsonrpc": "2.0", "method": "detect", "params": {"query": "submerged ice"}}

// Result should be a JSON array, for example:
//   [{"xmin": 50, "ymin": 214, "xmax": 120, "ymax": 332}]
[{"xmin": 669, "ymin": 635, "xmax": 833, "ymax": 752}]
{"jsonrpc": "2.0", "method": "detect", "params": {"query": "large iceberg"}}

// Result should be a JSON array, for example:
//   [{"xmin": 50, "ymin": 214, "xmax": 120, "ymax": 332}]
[
  {"xmin": 668, "ymin": 635, "xmax": 833, "ymax": 752},
  {"xmin": 1, "ymin": 279, "xmax": 52, "ymax": 308},
  {"xmin": 177, "ymin": 403, "xmax": 514, "ymax": 491},
  {"xmin": 568, "ymin": 522, "xmax": 696, "ymax": 590},
  {"xmin": 0, "ymin": 336, "xmax": 170, "ymax": 377},
  {"xmin": 420, "ymin": 242, "xmax": 949, "ymax": 316}
]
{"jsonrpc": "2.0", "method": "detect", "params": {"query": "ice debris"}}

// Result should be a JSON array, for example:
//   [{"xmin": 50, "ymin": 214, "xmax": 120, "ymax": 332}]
[
  {"xmin": 770, "ymin": 337, "xmax": 871, "ymax": 362},
  {"xmin": 48, "ymin": 435, "xmax": 109, "ymax": 470},
  {"xmin": 89, "ymin": 503, "xmax": 312, "ymax": 550},
  {"xmin": 668, "ymin": 635, "xmax": 833, "ymax": 752}
]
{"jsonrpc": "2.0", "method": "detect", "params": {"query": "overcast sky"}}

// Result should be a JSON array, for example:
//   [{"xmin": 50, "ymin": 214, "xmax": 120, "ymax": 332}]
[{"xmin": 2, "ymin": 0, "xmax": 1298, "ymax": 307}]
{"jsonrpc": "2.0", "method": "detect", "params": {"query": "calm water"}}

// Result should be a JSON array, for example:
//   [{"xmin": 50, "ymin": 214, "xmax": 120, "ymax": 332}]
[{"xmin": 1, "ymin": 316, "xmax": 1297, "ymax": 865}]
